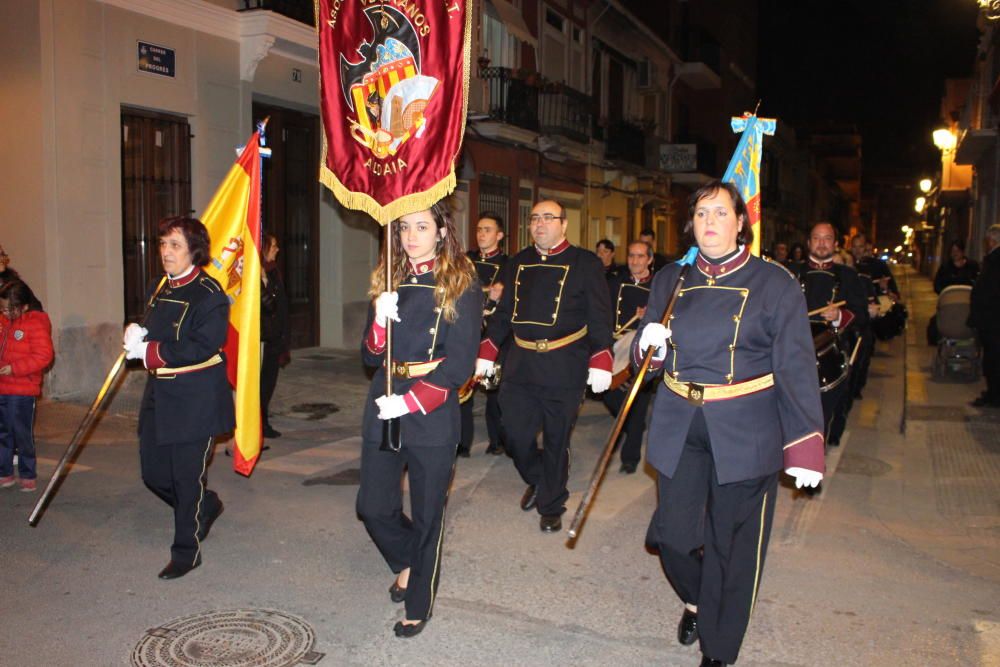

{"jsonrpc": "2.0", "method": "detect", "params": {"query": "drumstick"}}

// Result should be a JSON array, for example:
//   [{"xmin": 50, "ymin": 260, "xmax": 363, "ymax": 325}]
[
  {"xmin": 807, "ymin": 300, "xmax": 846, "ymax": 317},
  {"xmin": 613, "ymin": 312, "xmax": 641, "ymax": 337}
]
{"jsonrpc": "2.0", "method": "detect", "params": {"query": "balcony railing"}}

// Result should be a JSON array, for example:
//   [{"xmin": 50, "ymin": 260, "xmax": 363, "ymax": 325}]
[
  {"xmin": 539, "ymin": 84, "xmax": 592, "ymax": 143},
  {"xmin": 479, "ymin": 67, "xmax": 593, "ymax": 142},
  {"xmin": 603, "ymin": 120, "xmax": 646, "ymax": 165},
  {"xmin": 240, "ymin": 0, "xmax": 315, "ymax": 26},
  {"xmin": 479, "ymin": 66, "xmax": 540, "ymax": 132}
]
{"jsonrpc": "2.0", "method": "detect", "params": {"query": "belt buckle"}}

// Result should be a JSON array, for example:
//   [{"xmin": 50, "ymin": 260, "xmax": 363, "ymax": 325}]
[
  {"xmin": 686, "ymin": 382, "xmax": 705, "ymax": 407},
  {"xmin": 536, "ymin": 339, "xmax": 549, "ymax": 352},
  {"xmin": 393, "ymin": 364, "xmax": 408, "ymax": 378}
]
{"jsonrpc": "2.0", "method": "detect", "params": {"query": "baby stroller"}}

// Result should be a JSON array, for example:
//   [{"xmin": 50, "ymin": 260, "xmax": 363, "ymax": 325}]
[{"xmin": 932, "ymin": 285, "xmax": 981, "ymax": 381}]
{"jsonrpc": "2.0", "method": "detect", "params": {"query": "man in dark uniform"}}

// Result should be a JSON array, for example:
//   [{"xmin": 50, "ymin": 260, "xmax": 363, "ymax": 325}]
[
  {"xmin": 602, "ymin": 240, "xmax": 656, "ymax": 473},
  {"xmin": 458, "ymin": 213, "xmax": 509, "ymax": 456},
  {"xmin": 969, "ymin": 224, "xmax": 1000, "ymax": 408},
  {"xmin": 795, "ymin": 222, "xmax": 869, "ymax": 448},
  {"xmin": 637, "ymin": 181, "xmax": 824, "ymax": 666},
  {"xmin": 477, "ymin": 199, "xmax": 614, "ymax": 533},
  {"xmin": 640, "ymin": 228, "xmax": 670, "ymax": 273},
  {"xmin": 849, "ymin": 235, "xmax": 886, "ymax": 399}
]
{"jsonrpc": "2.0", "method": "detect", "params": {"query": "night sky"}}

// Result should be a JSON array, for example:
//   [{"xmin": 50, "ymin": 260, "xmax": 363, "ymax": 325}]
[{"xmin": 757, "ymin": 0, "xmax": 981, "ymax": 180}]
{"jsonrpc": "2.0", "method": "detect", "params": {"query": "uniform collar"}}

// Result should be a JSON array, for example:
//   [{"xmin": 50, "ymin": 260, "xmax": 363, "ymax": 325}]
[
  {"xmin": 630, "ymin": 271, "xmax": 653, "ymax": 284},
  {"xmin": 410, "ymin": 258, "xmax": 435, "ymax": 275},
  {"xmin": 168, "ymin": 266, "xmax": 200, "ymax": 288},
  {"xmin": 536, "ymin": 238, "xmax": 570, "ymax": 257},
  {"xmin": 807, "ymin": 255, "xmax": 835, "ymax": 270},
  {"xmin": 696, "ymin": 245, "xmax": 750, "ymax": 278},
  {"xmin": 479, "ymin": 247, "xmax": 501, "ymax": 260}
]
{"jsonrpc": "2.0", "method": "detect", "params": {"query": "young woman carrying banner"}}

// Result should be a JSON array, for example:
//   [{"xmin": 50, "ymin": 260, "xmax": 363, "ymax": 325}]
[{"xmin": 358, "ymin": 201, "xmax": 481, "ymax": 637}]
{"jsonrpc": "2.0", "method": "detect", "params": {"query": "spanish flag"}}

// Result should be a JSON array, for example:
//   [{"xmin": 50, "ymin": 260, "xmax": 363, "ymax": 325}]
[
  {"xmin": 722, "ymin": 113, "xmax": 776, "ymax": 257},
  {"xmin": 201, "ymin": 131, "xmax": 263, "ymax": 476}
]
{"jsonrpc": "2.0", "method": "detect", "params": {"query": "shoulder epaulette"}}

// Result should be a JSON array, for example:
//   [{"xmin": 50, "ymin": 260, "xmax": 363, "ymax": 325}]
[
  {"xmin": 198, "ymin": 275, "xmax": 223, "ymax": 293},
  {"xmin": 761, "ymin": 255, "xmax": 797, "ymax": 280}
]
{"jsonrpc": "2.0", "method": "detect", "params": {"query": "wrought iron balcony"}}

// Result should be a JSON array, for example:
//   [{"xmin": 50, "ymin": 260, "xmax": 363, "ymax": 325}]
[
  {"xmin": 479, "ymin": 66, "xmax": 540, "ymax": 132},
  {"xmin": 539, "ymin": 83, "xmax": 592, "ymax": 143},
  {"xmin": 240, "ymin": 0, "xmax": 315, "ymax": 26}
]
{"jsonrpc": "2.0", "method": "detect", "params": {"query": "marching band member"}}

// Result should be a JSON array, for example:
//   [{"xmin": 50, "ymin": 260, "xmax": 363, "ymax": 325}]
[
  {"xmin": 458, "ymin": 213, "xmax": 509, "ymax": 457},
  {"xmin": 795, "ymin": 222, "xmax": 869, "ymax": 448},
  {"xmin": 124, "ymin": 217, "xmax": 233, "ymax": 580},
  {"xmin": 636, "ymin": 181, "xmax": 824, "ymax": 666},
  {"xmin": 358, "ymin": 202, "xmax": 481, "ymax": 637},
  {"xmin": 602, "ymin": 240, "xmax": 656, "ymax": 473},
  {"xmin": 477, "ymin": 199, "xmax": 614, "ymax": 533}
]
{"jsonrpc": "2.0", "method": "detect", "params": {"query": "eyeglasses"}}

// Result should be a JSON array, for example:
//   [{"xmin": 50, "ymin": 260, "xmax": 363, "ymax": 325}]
[{"xmin": 529, "ymin": 214, "xmax": 564, "ymax": 224}]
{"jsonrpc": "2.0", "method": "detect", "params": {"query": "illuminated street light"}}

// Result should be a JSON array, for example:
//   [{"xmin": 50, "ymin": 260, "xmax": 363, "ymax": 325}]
[
  {"xmin": 919, "ymin": 178, "xmax": 932, "ymax": 193},
  {"xmin": 933, "ymin": 128, "xmax": 957, "ymax": 151},
  {"xmin": 914, "ymin": 196, "xmax": 926, "ymax": 212},
  {"xmin": 894, "ymin": 245, "xmax": 903, "ymax": 253},
  {"xmin": 901, "ymin": 225, "xmax": 912, "ymax": 234}
]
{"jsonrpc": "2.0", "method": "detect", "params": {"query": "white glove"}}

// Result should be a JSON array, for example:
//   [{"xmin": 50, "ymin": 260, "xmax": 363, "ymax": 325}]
[
  {"xmin": 587, "ymin": 368, "xmax": 612, "ymax": 393},
  {"xmin": 374, "ymin": 291, "xmax": 400, "ymax": 327},
  {"xmin": 787, "ymin": 467, "xmax": 823, "ymax": 489},
  {"xmin": 124, "ymin": 339, "xmax": 148, "ymax": 361},
  {"xmin": 638, "ymin": 323, "xmax": 672, "ymax": 360},
  {"xmin": 375, "ymin": 393, "xmax": 410, "ymax": 420},
  {"xmin": 123, "ymin": 324, "xmax": 147, "ymax": 348},
  {"xmin": 476, "ymin": 358, "xmax": 496, "ymax": 378}
]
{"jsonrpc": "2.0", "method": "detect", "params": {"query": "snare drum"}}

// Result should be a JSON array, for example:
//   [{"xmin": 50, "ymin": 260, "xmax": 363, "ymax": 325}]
[
  {"xmin": 812, "ymin": 323, "xmax": 848, "ymax": 392},
  {"xmin": 610, "ymin": 330, "xmax": 637, "ymax": 390}
]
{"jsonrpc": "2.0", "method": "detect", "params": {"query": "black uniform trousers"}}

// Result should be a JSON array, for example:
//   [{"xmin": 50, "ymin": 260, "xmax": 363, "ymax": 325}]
[
  {"xmin": 356, "ymin": 440, "xmax": 456, "ymax": 621},
  {"xmin": 647, "ymin": 410, "xmax": 778, "ymax": 665},
  {"xmin": 458, "ymin": 389, "xmax": 505, "ymax": 454},
  {"xmin": 260, "ymin": 341, "xmax": 281, "ymax": 429},
  {"xmin": 499, "ymin": 382, "xmax": 582, "ymax": 516},
  {"xmin": 601, "ymin": 382, "xmax": 653, "ymax": 467},
  {"xmin": 139, "ymin": 428, "xmax": 221, "ymax": 567},
  {"xmin": 980, "ymin": 329, "xmax": 1000, "ymax": 402},
  {"xmin": 850, "ymin": 326, "xmax": 875, "ymax": 399},
  {"xmin": 821, "ymin": 378, "xmax": 850, "ymax": 446}
]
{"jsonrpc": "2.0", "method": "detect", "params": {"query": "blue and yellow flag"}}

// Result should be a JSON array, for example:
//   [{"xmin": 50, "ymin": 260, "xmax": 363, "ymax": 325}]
[{"xmin": 722, "ymin": 113, "xmax": 776, "ymax": 256}]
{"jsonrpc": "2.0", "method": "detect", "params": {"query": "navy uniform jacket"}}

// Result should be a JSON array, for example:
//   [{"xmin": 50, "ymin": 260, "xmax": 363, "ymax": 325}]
[
  {"xmin": 855, "ymin": 256, "xmax": 899, "ymax": 297},
  {"xmin": 794, "ymin": 260, "xmax": 869, "ymax": 331},
  {"xmin": 139, "ymin": 269, "xmax": 235, "ymax": 445},
  {"xmin": 608, "ymin": 271, "xmax": 653, "ymax": 335},
  {"xmin": 634, "ymin": 248, "xmax": 825, "ymax": 483},
  {"xmin": 480, "ymin": 239, "xmax": 614, "ymax": 389},
  {"xmin": 467, "ymin": 248, "xmax": 508, "ymax": 288},
  {"xmin": 361, "ymin": 259, "xmax": 482, "ymax": 446},
  {"xmin": 970, "ymin": 247, "xmax": 1000, "ymax": 332}
]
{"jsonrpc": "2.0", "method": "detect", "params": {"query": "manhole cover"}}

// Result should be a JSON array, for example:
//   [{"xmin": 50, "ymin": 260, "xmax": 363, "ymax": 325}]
[
  {"xmin": 836, "ymin": 454, "xmax": 893, "ymax": 477},
  {"xmin": 286, "ymin": 403, "xmax": 340, "ymax": 420},
  {"xmin": 131, "ymin": 608, "xmax": 323, "ymax": 667},
  {"xmin": 303, "ymin": 468, "xmax": 361, "ymax": 486}
]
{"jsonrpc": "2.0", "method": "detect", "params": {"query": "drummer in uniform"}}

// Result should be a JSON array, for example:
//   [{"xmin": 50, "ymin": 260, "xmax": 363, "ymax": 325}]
[
  {"xmin": 849, "ymin": 235, "xmax": 885, "ymax": 400},
  {"xmin": 636, "ymin": 181, "xmax": 824, "ymax": 666},
  {"xmin": 795, "ymin": 222, "xmax": 869, "ymax": 449},
  {"xmin": 602, "ymin": 240, "xmax": 657, "ymax": 473},
  {"xmin": 458, "ymin": 213, "xmax": 509, "ymax": 457},
  {"xmin": 476, "ymin": 199, "xmax": 614, "ymax": 533}
]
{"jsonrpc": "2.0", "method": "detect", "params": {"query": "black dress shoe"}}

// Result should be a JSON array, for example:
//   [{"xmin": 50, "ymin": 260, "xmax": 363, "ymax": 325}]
[
  {"xmin": 158, "ymin": 556, "xmax": 201, "ymax": 580},
  {"xmin": 619, "ymin": 461, "xmax": 638, "ymax": 474},
  {"xmin": 393, "ymin": 620, "xmax": 426, "ymax": 637},
  {"xmin": 197, "ymin": 501, "xmax": 224, "ymax": 541},
  {"xmin": 539, "ymin": 514, "xmax": 562, "ymax": 533},
  {"xmin": 389, "ymin": 581, "xmax": 406, "ymax": 603},
  {"xmin": 520, "ymin": 485, "xmax": 537, "ymax": 512},
  {"xmin": 456, "ymin": 447, "xmax": 471, "ymax": 458},
  {"xmin": 677, "ymin": 608, "xmax": 698, "ymax": 645},
  {"xmin": 263, "ymin": 426, "xmax": 282, "ymax": 438},
  {"xmin": 699, "ymin": 657, "xmax": 726, "ymax": 667},
  {"xmin": 485, "ymin": 442, "xmax": 505, "ymax": 455}
]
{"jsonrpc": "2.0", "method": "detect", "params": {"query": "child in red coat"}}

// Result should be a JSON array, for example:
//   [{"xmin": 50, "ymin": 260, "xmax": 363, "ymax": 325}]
[{"xmin": 0, "ymin": 280, "xmax": 54, "ymax": 492}]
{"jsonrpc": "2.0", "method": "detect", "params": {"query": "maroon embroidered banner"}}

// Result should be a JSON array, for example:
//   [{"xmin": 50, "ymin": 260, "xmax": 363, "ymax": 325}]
[{"xmin": 316, "ymin": 0, "xmax": 471, "ymax": 225}]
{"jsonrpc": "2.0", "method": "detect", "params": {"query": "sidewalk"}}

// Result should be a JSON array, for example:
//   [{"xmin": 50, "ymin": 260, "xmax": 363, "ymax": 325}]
[{"xmin": 2, "ymin": 266, "xmax": 998, "ymax": 666}]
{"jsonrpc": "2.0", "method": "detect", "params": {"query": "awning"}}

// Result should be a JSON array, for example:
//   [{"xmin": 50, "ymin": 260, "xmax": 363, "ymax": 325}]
[{"xmin": 487, "ymin": 0, "xmax": 538, "ymax": 49}]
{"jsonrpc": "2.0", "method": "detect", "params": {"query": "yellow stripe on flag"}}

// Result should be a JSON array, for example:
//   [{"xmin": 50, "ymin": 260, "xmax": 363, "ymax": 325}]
[{"xmin": 201, "ymin": 132, "xmax": 263, "ymax": 476}]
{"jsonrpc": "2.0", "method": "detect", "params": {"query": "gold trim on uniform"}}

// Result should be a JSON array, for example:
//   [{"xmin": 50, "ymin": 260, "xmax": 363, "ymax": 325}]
[
  {"xmin": 511, "ymin": 264, "xmax": 570, "ymax": 326},
  {"xmin": 391, "ymin": 359, "xmax": 442, "ymax": 378},
  {"xmin": 663, "ymin": 372, "xmax": 774, "ymax": 404},
  {"xmin": 670, "ymin": 285, "xmax": 750, "ymax": 382},
  {"xmin": 513, "ymin": 326, "xmax": 588, "ymax": 352},
  {"xmin": 152, "ymin": 354, "xmax": 224, "ymax": 377}
]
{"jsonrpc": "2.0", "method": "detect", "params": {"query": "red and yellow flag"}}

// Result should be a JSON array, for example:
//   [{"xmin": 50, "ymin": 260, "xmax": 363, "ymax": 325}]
[{"xmin": 202, "ymin": 131, "xmax": 263, "ymax": 476}]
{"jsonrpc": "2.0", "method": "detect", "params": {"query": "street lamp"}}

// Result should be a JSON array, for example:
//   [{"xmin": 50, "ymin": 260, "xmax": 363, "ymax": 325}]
[
  {"xmin": 914, "ymin": 197, "xmax": 926, "ymax": 213},
  {"xmin": 919, "ymin": 178, "xmax": 933, "ymax": 193},
  {"xmin": 933, "ymin": 128, "xmax": 957, "ymax": 151}
]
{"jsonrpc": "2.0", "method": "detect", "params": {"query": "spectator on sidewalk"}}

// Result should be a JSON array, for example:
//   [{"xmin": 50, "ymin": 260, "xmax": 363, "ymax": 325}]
[
  {"xmin": 934, "ymin": 240, "xmax": 979, "ymax": 294},
  {"xmin": 261, "ymin": 233, "xmax": 290, "ymax": 440},
  {"xmin": 969, "ymin": 224, "xmax": 1000, "ymax": 408},
  {"xmin": 0, "ymin": 280, "xmax": 54, "ymax": 493}
]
